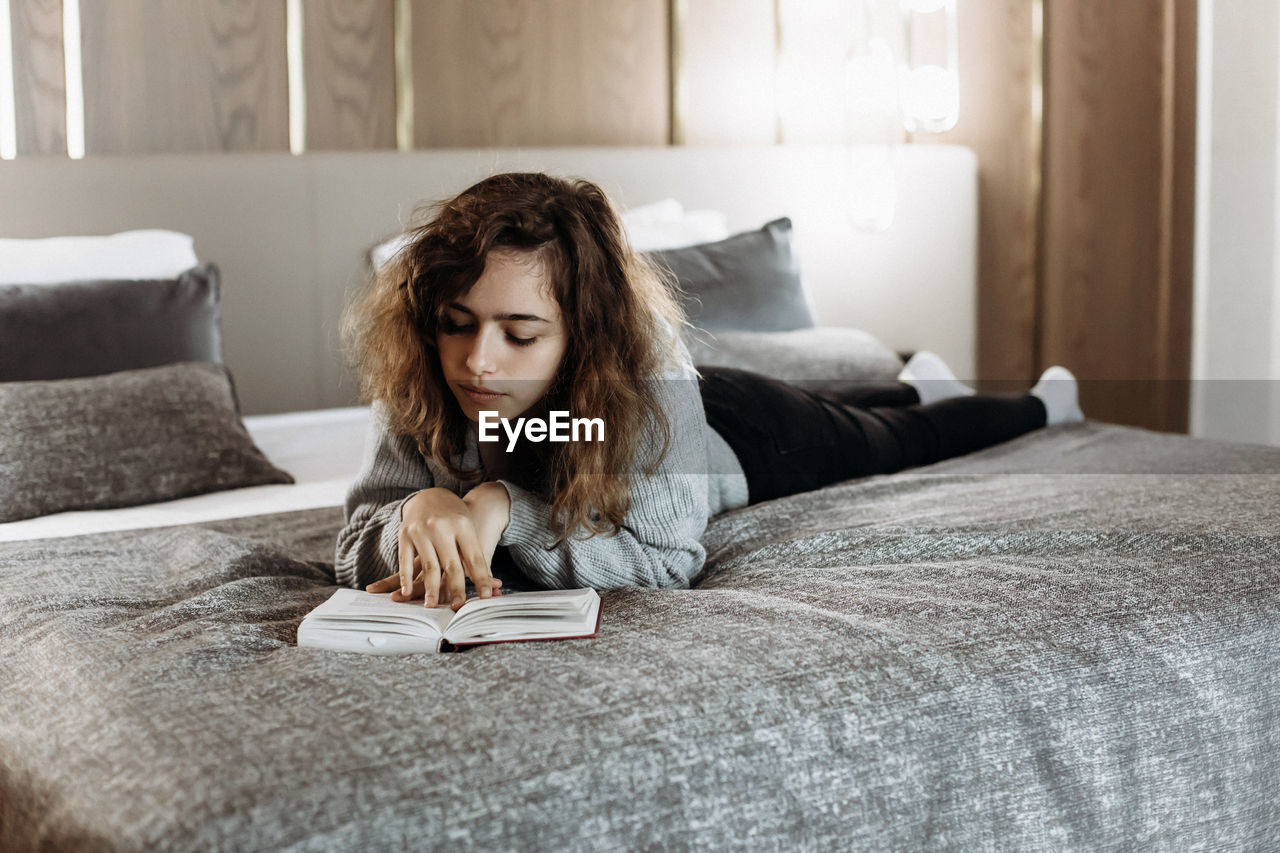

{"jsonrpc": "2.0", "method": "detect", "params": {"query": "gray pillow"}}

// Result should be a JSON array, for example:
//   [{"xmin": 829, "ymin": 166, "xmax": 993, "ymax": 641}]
[
  {"xmin": 0, "ymin": 264, "xmax": 223, "ymax": 382},
  {"xmin": 0, "ymin": 361, "xmax": 293, "ymax": 523},
  {"xmin": 685, "ymin": 327, "xmax": 905, "ymax": 395},
  {"xmin": 646, "ymin": 218, "xmax": 814, "ymax": 333}
]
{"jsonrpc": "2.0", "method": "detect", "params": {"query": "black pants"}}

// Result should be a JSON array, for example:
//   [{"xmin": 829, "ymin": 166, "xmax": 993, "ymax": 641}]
[{"xmin": 697, "ymin": 365, "xmax": 1047, "ymax": 505}]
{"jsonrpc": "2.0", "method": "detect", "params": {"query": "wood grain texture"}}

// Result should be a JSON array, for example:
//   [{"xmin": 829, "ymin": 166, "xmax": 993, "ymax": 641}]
[
  {"xmin": 677, "ymin": 0, "xmax": 775, "ymax": 144},
  {"xmin": 303, "ymin": 0, "xmax": 396, "ymax": 150},
  {"xmin": 1161, "ymin": 0, "xmax": 1195, "ymax": 432},
  {"xmin": 80, "ymin": 0, "xmax": 288, "ymax": 154},
  {"xmin": 410, "ymin": 0, "xmax": 668, "ymax": 147},
  {"xmin": 1040, "ymin": 0, "xmax": 1194, "ymax": 431},
  {"xmin": 914, "ymin": 0, "xmax": 1039, "ymax": 386},
  {"xmin": 10, "ymin": 0, "xmax": 66, "ymax": 155}
]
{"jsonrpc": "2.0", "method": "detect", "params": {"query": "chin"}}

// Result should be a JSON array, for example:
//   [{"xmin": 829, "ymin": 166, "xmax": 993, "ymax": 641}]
[{"xmin": 454, "ymin": 396, "xmax": 516, "ymax": 423}]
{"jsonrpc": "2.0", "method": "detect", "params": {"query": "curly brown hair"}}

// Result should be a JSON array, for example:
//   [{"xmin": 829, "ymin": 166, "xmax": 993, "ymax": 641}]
[{"xmin": 341, "ymin": 172, "xmax": 692, "ymax": 548}]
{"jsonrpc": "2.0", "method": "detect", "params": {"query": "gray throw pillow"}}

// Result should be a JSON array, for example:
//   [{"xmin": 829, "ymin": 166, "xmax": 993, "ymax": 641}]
[
  {"xmin": 0, "ymin": 362, "xmax": 294, "ymax": 523},
  {"xmin": 0, "ymin": 264, "xmax": 222, "ymax": 382},
  {"xmin": 646, "ymin": 218, "xmax": 815, "ymax": 333},
  {"xmin": 685, "ymin": 327, "xmax": 905, "ymax": 394}
]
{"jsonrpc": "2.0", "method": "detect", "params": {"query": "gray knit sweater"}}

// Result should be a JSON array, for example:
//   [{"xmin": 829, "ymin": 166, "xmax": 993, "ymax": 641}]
[{"xmin": 334, "ymin": 357, "xmax": 749, "ymax": 591}]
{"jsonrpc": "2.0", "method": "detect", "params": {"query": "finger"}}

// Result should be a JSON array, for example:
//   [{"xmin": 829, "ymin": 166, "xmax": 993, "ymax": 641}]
[
  {"xmin": 390, "ymin": 556, "xmax": 418, "ymax": 599},
  {"xmin": 457, "ymin": 530, "xmax": 494, "ymax": 599},
  {"xmin": 397, "ymin": 534, "xmax": 416, "ymax": 597},
  {"xmin": 365, "ymin": 574, "xmax": 400, "ymax": 593},
  {"xmin": 420, "ymin": 548, "xmax": 442, "ymax": 608},
  {"xmin": 437, "ymin": 542, "xmax": 468, "ymax": 612},
  {"xmin": 390, "ymin": 560, "xmax": 426, "ymax": 601},
  {"xmin": 445, "ymin": 578, "xmax": 501, "ymax": 600},
  {"xmin": 436, "ymin": 577, "xmax": 495, "ymax": 604},
  {"xmin": 405, "ymin": 524, "xmax": 444, "ymax": 607},
  {"xmin": 445, "ymin": 560, "xmax": 469, "ymax": 611}
]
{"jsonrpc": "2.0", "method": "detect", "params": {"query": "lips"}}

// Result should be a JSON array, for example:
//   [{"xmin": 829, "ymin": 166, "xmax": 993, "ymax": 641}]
[{"xmin": 459, "ymin": 383, "xmax": 506, "ymax": 401}]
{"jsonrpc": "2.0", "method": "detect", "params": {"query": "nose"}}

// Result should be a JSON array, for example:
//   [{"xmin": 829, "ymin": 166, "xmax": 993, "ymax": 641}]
[{"xmin": 464, "ymin": 326, "xmax": 498, "ymax": 376}]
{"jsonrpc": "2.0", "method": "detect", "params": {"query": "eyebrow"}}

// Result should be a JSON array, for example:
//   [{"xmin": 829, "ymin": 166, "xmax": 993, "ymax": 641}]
[{"xmin": 444, "ymin": 302, "xmax": 553, "ymax": 324}]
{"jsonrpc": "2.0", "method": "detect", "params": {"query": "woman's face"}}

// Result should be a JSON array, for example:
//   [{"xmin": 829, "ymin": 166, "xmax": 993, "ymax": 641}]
[{"xmin": 436, "ymin": 249, "xmax": 568, "ymax": 424}]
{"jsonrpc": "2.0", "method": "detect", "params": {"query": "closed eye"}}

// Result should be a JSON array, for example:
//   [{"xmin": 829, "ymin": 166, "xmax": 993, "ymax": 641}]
[{"xmin": 440, "ymin": 320, "xmax": 537, "ymax": 347}]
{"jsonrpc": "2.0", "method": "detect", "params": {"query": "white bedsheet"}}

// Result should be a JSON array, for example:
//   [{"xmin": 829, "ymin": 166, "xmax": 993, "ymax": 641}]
[{"xmin": 0, "ymin": 406, "xmax": 371, "ymax": 543}]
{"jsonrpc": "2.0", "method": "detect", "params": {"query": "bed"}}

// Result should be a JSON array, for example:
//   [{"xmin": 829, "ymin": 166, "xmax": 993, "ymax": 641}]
[{"xmin": 2, "ymin": 146, "xmax": 1278, "ymax": 850}]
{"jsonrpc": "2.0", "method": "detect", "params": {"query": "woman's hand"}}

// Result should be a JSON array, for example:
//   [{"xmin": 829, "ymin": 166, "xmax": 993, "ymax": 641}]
[
  {"xmin": 460, "ymin": 481, "xmax": 513, "ymax": 561},
  {"xmin": 365, "ymin": 557, "xmax": 503, "ymax": 605},
  {"xmin": 380, "ymin": 487, "xmax": 499, "ymax": 611}
]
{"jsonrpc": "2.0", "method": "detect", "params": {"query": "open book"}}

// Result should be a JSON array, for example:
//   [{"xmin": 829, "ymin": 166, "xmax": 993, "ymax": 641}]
[{"xmin": 297, "ymin": 587, "xmax": 602, "ymax": 654}]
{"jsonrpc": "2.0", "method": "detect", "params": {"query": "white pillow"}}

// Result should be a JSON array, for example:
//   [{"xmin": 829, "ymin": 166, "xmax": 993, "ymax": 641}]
[
  {"xmin": 0, "ymin": 230, "xmax": 199, "ymax": 284},
  {"xmin": 618, "ymin": 197, "xmax": 685, "ymax": 228},
  {"xmin": 621, "ymin": 199, "xmax": 730, "ymax": 252}
]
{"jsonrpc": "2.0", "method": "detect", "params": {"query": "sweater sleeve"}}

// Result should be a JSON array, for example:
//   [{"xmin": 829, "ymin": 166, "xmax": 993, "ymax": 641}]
[
  {"xmin": 333, "ymin": 402, "xmax": 435, "ymax": 589},
  {"xmin": 494, "ymin": 373, "xmax": 711, "ymax": 589}
]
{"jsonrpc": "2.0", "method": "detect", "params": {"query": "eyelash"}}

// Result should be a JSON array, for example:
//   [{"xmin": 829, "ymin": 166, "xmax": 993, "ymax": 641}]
[{"xmin": 439, "ymin": 320, "xmax": 537, "ymax": 347}]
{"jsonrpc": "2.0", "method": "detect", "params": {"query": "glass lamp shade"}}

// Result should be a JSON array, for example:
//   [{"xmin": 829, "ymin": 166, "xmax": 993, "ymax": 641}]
[{"xmin": 900, "ymin": 0, "xmax": 959, "ymax": 134}]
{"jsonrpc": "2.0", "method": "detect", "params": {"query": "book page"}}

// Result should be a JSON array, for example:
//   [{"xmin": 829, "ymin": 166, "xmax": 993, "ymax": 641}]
[
  {"xmin": 303, "ymin": 588, "xmax": 454, "ymax": 637},
  {"xmin": 297, "ymin": 624, "xmax": 443, "ymax": 655},
  {"xmin": 451, "ymin": 587, "xmax": 596, "ymax": 619},
  {"xmin": 445, "ymin": 588, "xmax": 600, "ymax": 644}
]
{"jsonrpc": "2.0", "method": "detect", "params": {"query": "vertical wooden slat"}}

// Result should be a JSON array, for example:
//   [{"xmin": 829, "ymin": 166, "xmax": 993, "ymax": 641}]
[
  {"xmin": 1157, "ymin": 0, "xmax": 1192, "ymax": 427},
  {"xmin": 411, "ymin": 0, "xmax": 668, "ymax": 148},
  {"xmin": 1040, "ymin": 0, "xmax": 1194, "ymax": 432},
  {"xmin": 10, "ymin": 0, "xmax": 66, "ymax": 155},
  {"xmin": 678, "ymin": 0, "xmax": 775, "ymax": 145},
  {"xmin": 575, "ymin": 0, "xmax": 668, "ymax": 145},
  {"xmin": 303, "ymin": 0, "xmax": 396, "ymax": 150},
  {"xmin": 407, "ymin": 0, "xmax": 499, "ymax": 147},
  {"xmin": 914, "ymin": 0, "xmax": 1040, "ymax": 386},
  {"xmin": 1160, "ymin": 0, "xmax": 1196, "ymax": 433},
  {"xmin": 80, "ymin": 0, "xmax": 288, "ymax": 154}
]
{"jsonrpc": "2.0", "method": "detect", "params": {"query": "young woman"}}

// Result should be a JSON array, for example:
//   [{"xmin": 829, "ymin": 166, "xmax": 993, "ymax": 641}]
[{"xmin": 336, "ymin": 172, "xmax": 1083, "ymax": 610}]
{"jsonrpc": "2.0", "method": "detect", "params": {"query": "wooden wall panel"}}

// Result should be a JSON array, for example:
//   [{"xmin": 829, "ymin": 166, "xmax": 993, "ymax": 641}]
[
  {"xmin": 303, "ymin": 0, "xmax": 396, "ymax": 150},
  {"xmin": 1164, "ymin": 0, "xmax": 1196, "ymax": 434},
  {"xmin": 10, "ymin": 0, "xmax": 66, "ymax": 155},
  {"xmin": 79, "ymin": 0, "xmax": 288, "ymax": 154},
  {"xmin": 410, "ymin": 0, "xmax": 668, "ymax": 147},
  {"xmin": 914, "ymin": 0, "xmax": 1039, "ymax": 387},
  {"xmin": 1041, "ymin": 0, "xmax": 1194, "ymax": 432},
  {"xmin": 678, "ymin": 0, "xmax": 775, "ymax": 145}
]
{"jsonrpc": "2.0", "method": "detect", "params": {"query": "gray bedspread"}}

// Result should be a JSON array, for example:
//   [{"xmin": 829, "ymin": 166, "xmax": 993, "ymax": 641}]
[{"xmin": 2, "ymin": 422, "xmax": 1278, "ymax": 851}]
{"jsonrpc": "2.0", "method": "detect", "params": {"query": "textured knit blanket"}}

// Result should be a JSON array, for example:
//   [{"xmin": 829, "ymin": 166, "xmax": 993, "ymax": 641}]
[{"xmin": 2, "ymin": 422, "xmax": 1278, "ymax": 851}]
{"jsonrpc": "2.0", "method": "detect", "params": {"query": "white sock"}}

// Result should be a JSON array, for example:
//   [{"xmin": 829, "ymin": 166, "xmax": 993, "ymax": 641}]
[
  {"xmin": 1031, "ymin": 366, "xmax": 1085, "ymax": 425},
  {"xmin": 898, "ymin": 350, "xmax": 975, "ymax": 405}
]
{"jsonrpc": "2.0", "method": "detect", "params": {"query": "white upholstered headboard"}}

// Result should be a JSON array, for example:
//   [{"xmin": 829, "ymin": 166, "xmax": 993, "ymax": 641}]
[{"xmin": 0, "ymin": 144, "xmax": 976, "ymax": 414}]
